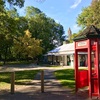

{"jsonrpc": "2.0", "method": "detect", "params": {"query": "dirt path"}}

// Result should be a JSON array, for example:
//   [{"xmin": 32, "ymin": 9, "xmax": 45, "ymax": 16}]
[{"xmin": 0, "ymin": 64, "xmax": 93, "ymax": 100}]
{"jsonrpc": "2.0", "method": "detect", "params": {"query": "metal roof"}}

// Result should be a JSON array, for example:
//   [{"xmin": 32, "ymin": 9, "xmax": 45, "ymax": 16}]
[{"xmin": 47, "ymin": 43, "xmax": 74, "ymax": 55}]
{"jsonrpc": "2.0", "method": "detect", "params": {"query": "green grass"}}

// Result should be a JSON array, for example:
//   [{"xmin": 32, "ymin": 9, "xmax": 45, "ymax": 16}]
[
  {"xmin": 54, "ymin": 67, "xmax": 88, "ymax": 89},
  {"xmin": 0, "ymin": 60, "xmax": 33, "ymax": 66},
  {"xmin": 54, "ymin": 69, "xmax": 75, "ymax": 89},
  {"xmin": 0, "ymin": 70, "xmax": 39, "ymax": 87},
  {"xmin": 15, "ymin": 70, "xmax": 39, "ymax": 85}
]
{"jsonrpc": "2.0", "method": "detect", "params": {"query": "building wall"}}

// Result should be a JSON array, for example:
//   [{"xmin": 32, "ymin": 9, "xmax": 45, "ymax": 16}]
[{"xmin": 47, "ymin": 54, "xmax": 88, "ymax": 67}]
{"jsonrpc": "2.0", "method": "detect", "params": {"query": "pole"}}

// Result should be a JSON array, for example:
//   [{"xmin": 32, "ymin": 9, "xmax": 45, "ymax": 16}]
[
  {"xmin": 11, "ymin": 72, "xmax": 15, "ymax": 94},
  {"xmin": 41, "ymin": 70, "xmax": 44, "ymax": 93}
]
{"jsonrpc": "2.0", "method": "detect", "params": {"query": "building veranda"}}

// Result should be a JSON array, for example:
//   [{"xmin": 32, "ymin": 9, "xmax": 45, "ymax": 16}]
[{"xmin": 46, "ymin": 41, "xmax": 87, "ymax": 67}]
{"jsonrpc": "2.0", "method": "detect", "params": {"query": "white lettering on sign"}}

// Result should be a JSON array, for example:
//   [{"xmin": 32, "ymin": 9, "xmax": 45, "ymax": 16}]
[{"xmin": 78, "ymin": 42, "xmax": 87, "ymax": 46}]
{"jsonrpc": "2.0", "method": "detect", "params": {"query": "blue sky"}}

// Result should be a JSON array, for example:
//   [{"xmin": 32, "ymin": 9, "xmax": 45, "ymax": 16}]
[{"xmin": 18, "ymin": 0, "xmax": 92, "ymax": 35}]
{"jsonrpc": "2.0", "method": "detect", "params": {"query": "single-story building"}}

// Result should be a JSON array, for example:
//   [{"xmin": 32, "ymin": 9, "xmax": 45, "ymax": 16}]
[{"xmin": 46, "ymin": 42, "xmax": 87, "ymax": 67}]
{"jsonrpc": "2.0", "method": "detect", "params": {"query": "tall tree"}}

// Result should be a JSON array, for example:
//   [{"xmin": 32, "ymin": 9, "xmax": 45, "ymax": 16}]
[
  {"xmin": 77, "ymin": 0, "xmax": 100, "ymax": 29},
  {"xmin": 12, "ymin": 30, "xmax": 43, "ymax": 60},
  {"xmin": 25, "ymin": 6, "xmax": 65, "ymax": 53},
  {"xmin": 4, "ymin": 0, "xmax": 24, "ymax": 8},
  {"xmin": 0, "ymin": 0, "xmax": 25, "ymax": 63},
  {"xmin": 0, "ymin": 8, "xmax": 17, "ymax": 64},
  {"xmin": 0, "ymin": 2, "xmax": 65, "ymax": 63},
  {"xmin": 25, "ymin": 6, "xmax": 42, "ymax": 18}
]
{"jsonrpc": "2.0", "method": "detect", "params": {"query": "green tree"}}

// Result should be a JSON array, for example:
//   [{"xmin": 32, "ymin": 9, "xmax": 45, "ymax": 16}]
[
  {"xmin": 25, "ymin": 6, "xmax": 65, "ymax": 53},
  {"xmin": 77, "ymin": 1, "xmax": 100, "ymax": 29},
  {"xmin": 67, "ymin": 33, "xmax": 78, "ymax": 43},
  {"xmin": 12, "ymin": 30, "xmax": 43, "ymax": 60},
  {"xmin": 7, "ymin": 8, "xmax": 19, "ymax": 18},
  {"xmin": 0, "ymin": 2, "xmax": 65, "ymax": 63},
  {"xmin": 0, "ymin": 9, "xmax": 16, "ymax": 64},
  {"xmin": 15, "ymin": 16, "xmax": 28, "ymax": 36},
  {"xmin": 5, "ymin": 0, "xmax": 24, "ymax": 8},
  {"xmin": 25, "ymin": 6, "xmax": 42, "ymax": 18},
  {"xmin": 0, "ymin": 0, "xmax": 25, "ymax": 64}
]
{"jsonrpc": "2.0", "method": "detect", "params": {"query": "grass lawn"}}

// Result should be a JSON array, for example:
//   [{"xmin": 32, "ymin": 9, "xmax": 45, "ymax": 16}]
[
  {"xmin": 54, "ymin": 67, "xmax": 88, "ymax": 89},
  {"xmin": 54, "ymin": 69, "xmax": 75, "ymax": 89},
  {"xmin": 0, "ymin": 70, "xmax": 39, "ymax": 88},
  {"xmin": 0, "ymin": 60, "xmax": 34, "ymax": 66}
]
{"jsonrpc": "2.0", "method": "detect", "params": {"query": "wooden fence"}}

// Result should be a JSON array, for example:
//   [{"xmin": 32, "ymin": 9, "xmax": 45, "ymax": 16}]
[{"xmin": 0, "ymin": 70, "xmax": 44, "ymax": 94}]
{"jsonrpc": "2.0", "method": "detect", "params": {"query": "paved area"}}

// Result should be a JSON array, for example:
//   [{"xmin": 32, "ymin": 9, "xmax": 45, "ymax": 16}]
[{"xmin": 0, "ymin": 64, "xmax": 96, "ymax": 100}]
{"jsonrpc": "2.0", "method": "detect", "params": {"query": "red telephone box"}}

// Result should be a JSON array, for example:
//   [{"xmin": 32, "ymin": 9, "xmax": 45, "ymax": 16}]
[{"xmin": 74, "ymin": 25, "xmax": 100, "ymax": 98}]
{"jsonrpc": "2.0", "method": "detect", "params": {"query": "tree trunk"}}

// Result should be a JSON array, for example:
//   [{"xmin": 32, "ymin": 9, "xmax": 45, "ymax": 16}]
[{"xmin": 3, "ymin": 47, "xmax": 8, "ymax": 65}]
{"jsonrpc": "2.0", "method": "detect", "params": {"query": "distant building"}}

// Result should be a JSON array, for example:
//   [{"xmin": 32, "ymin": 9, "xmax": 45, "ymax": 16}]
[
  {"xmin": 46, "ymin": 26, "xmax": 99, "ymax": 67},
  {"xmin": 67, "ymin": 28, "xmax": 72, "ymax": 40},
  {"xmin": 46, "ymin": 42, "xmax": 87, "ymax": 67}
]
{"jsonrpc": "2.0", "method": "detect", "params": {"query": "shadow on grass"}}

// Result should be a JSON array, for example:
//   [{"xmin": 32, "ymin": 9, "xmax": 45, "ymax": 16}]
[
  {"xmin": 54, "ymin": 69, "xmax": 75, "ymax": 89},
  {"xmin": 0, "ymin": 70, "xmax": 39, "ymax": 85},
  {"xmin": 0, "ymin": 72, "xmax": 11, "ymax": 83}
]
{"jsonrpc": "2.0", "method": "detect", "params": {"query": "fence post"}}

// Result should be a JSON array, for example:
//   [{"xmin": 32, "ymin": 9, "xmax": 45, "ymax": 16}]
[
  {"xmin": 11, "ymin": 72, "xmax": 15, "ymax": 94},
  {"xmin": 41, "ymin": 70, "xmax": 44, "ymax": 93}
]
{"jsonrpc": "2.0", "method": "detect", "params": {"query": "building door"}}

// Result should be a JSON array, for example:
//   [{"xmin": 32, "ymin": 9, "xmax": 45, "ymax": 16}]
[{"xmin": 67, "ymin": 55, "xmax": 71, "ymax": 66}]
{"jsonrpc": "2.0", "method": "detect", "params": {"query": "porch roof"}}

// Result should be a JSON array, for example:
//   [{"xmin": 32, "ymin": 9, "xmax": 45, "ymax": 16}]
[{"xmin": 47, "ymin": 43, "xmax": 74, "ymax": 55}]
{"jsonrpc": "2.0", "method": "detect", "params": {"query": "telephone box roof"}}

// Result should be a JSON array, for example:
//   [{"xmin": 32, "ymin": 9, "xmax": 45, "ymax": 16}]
[{"xmin": 73, "ymin": 25, "xmax": 100, "ymax": 41}]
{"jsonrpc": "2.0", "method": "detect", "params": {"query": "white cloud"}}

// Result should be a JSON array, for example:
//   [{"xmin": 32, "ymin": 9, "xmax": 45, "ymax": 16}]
[
  {"xmin": 70, "ymin": 0, "xmax": 82, "ymax": 9},
  {"xmin": 72, "ymin": 24, "xmax": 81, "ymax": 33}
]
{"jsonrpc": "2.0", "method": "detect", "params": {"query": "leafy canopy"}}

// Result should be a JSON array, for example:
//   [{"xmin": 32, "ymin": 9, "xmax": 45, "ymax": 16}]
[
  {"xmin": 13, "ymin": 30, "xmax": 43, "ymax": 59},
  {"xmin": 77, "ymin": 1, "xmax": 100, "ymax": 29}
]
